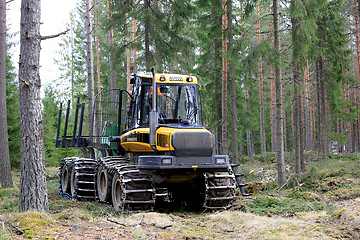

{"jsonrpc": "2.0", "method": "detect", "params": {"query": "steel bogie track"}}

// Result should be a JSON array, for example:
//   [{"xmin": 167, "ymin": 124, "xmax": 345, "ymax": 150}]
[
  {"xmin": 59, "ymin": 157, "xmax": 76, "ymax": 200},
  {"xmin": 96, "ymin": 156, "xmax": 129, "ymax": 203},
  {"xmin": 60, "ymin": 156, "xmax": 241, "ymax": 211},
  {"xmin": 111, "ymin": 165, "xmax": 156, "ymax": 212},
  {"xmin": 59, "ymin": 157, "xmax": 97, "ymax": 201},
  {"xmin": 203, "ymin": 171, "xmax": 236, "ymax": 210}
]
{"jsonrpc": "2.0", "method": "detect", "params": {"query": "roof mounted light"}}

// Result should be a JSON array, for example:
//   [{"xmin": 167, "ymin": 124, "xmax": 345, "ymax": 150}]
[
  {"xmin": 160, "ymin": 76, "xmax": 166, "ymax": 82},
  {"xmin": 186, "ymin": 77, "xmax": 193, "ymax": 82}
]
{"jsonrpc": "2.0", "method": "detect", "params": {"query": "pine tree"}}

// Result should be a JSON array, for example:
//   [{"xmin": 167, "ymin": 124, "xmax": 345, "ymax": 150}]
[
  {"xmin": 0, "ymin": 0, "xmax": 13, "ymax": 188},
  {"xmin": 273, "ymin": 0, "xmax": 286, "ymax": 186},
  {"xmin": 18, "ymin": 0, "xmax": 48, "ymax": 213},
  {"xmin": 228, "ymin": 0, "xmax": 240, "ymax": 159},
  {"xmin": 86, "ymin": 0, "xmax": 95, "ymax": 138}
]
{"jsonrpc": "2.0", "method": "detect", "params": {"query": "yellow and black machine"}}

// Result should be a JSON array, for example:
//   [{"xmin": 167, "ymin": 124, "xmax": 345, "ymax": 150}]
[{"xmin": 56, "ymin": 71, "xmax": 250, "ymax": 211}]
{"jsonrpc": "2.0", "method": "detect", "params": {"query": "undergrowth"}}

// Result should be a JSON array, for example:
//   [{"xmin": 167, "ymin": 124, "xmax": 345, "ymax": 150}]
[
  {"xmin": 238, "ymin": 152, "xmax": 359, "ymax": 217},
  {"xmin": 0, "ymin": 229, "xmax": 8, "ymax": 240},
  {"xmin": 0, "ymin": 188, "xmax": 18, "ymax": 214},
  {"xmin": 246, "ymin": 196, "xmax": 333, "ymax": 216}
]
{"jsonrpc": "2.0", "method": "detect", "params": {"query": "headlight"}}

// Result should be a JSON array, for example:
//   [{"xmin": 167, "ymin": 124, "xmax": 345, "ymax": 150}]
[
  {"xmin": 161, "ymin": 158, "xmax": 172, "ymax": 165},
  {"xmin": 215, "ymin": 157, "xmax": 226, "ymax": 165}
]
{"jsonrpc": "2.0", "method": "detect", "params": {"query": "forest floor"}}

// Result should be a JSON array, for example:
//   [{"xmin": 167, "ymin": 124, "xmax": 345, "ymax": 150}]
[{"xmin": 1, "ymin": 152, "xmax": 360, "ymax": 239}]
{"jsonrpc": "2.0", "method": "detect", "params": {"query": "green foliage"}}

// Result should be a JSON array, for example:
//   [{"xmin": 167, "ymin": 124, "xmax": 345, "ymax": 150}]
[
  {"xmin": 83, "ymin": 202, "xmax": 117, "ymax": 218},
  {"xmin": 46, "ymin": 0, "xmax": 358, "ymax": 159},
  {"xmin": 5, "ymin": 55, "xmax": 21, "ymax": 169},
  {"xmin": 248, "ymin": 196, "xmax": 332, "ymax": 216},
  {"xmin": 0, "ymin": 187, "xmax": 19, "ymax": 214},
  {"xmin": 253, "ymin": 152, "xmax": 276, "ymax": 163},
  {"xmin": 42, "ymin": 86, "xmax": 79, "ymax": 167},
  {"xmin": 55, "ymin": 4, "xmax": 88, "ymax": 99},
  {"xmin": 0, "ymin": 229, "xmax": 9, "ymax": 240}
]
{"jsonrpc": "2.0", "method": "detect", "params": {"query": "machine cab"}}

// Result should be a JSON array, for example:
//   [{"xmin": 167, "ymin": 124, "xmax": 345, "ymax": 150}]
[{"xmin": 128, "ymin": 73, "xmax": 202, "ymax": 129}]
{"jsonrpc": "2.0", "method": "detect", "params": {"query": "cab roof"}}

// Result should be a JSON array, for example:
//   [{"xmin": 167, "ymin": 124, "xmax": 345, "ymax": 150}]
[{"xmin": 132, "ymin": 73, "xmax": 198, "ymax": 84}]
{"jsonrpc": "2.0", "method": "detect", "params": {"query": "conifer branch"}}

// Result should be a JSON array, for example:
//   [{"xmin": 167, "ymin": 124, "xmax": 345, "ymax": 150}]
[{"xmin": 41, "ymin": 29, "xmax": 70, "ymax": 40}]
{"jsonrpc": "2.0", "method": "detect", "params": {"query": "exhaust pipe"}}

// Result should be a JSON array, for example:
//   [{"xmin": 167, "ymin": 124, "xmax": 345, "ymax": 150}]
[{"xmin": 149, "ymin": 68, "xmax": 158, "ymax": 147}]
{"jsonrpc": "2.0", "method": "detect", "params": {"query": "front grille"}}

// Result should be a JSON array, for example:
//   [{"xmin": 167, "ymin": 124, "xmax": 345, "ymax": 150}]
[
  {"xmin": 172, "ymin": 131, "xmax": 213, "ymax": 149},
  {"xmin": 176, "ymin": 156, "xmax": 212, "ymax": 164}
]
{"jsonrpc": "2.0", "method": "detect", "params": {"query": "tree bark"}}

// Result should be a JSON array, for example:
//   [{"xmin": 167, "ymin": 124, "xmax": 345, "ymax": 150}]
[
  {"xmin": 273, "ymin": 0, "xmax": 286, "ymax": 186},
  {"xmin": 221, "ymin": 0, "xmax": 228, "ymax": 155},
  {"xmin": 95, "ymin": 0, "xmax": 101, "ymax": 94},
  {"xmin": 227, "ymin": 0, "xmax": 240, "ymax": 159},
  {"xmin": 86, "ymin": 0, "xmax": 95, "ymax": 137},
  {"xmin": 215, "ymin": 32, "xmax": 222, "ymax": 155},
  {"xmin": 268, "ymin": 9, "xmax": 276, "ymax": 153},
  {"xmin": 107, "ymin": 0, "xmax": 116, "ymax": 89},
  {"xmin": 354, "ymin": 0, "xmax": 360, "ymax": 152},
  {"xmin": 132, "ymin": 0, "xmax": 137, "ymax": 78},
  {"xmin": 0, "ymin": 0, "xmax": 13, "ymax": 188},
  {"xmin": 18, "ymin": 0, "xmax": 48, "ymax": 212},
  {"xmin": 291, "ymin": 9, "xmax": 302, "ymax": 180},
  {"xmin": 293, "ymin": 61, "xmax": 301, "ymax": 181},
  {"xmin": 257, "ymin": 2, "xmax": 266, "ymax": 154},
  {"xmin": 304, "ymin": 60, "xmax": 313, "ymax": 150},
  {"xmin": 316, "ymin": 54, "xmax": 327, "ymax": 156},
  {"xmin": 144, "ymin": 0, "xmax": 150, "ymax": 71},
  {"xmin": 245, "ymin": 90, "xmax": 254, "ymax": 157}
]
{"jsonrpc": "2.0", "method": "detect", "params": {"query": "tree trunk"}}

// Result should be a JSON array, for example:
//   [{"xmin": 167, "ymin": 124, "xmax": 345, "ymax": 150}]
[
  {"xmin": 291, "ymin": 9, "xmax": 302, "ymax": 180},
  {"xmin": 268, "ymin": 7, "xmax": 276, "ymax": 153},
  {"xmin": 245, "ymin": 90, "xmax": 254, "ymax": 157},
  {"xmin": 0, "ymin": 0, "xmax": 13, "ymax": 188},
  {"xmin": 95, "ymin": 0, "xmax": 101, "ymax": 94},
  {"xmin": 293, "ymin": 61, "xmax": 301, "ymax": 181},
  {"xmin": 126, "ymin": 13, "xmax": 130, "ymax": 88},
  {"xmin": 257, "ymin": 2, "xmax": 266, "ymax": 154},
  {"xmin": 86, "ymin": 0, "xmax": 95, "ymax": 137},
  {"xmin": 18, "ymin": 0, "xmax": 48, "ymax": 212},
  {"xmin": 215, "ymin": 29, "xmax": 222, "ymax": 155},
  {"xmin": 221, "ymin": 0, "xmax": 228, "ymax": 155},
  {"xmin": 273, "ymin": 0, "xmax": 286, "ymax": 186},
  {"xmin": 304, "ymin": 60, "xmax": 313, "ymax": 150},
  {"xmin": 144, "ymin": 0, "xmax": 150, "ymax": 71},
  {"xmin": 227, "ymin": 0, "xmax": 240, "ymax": 159},
  {"xmin": 132, "ymin": 0, "xmax": 137, "ymax": 76},
  {"xmin": 316, "ymin": 54, "xmax": 327, "ymax": 157},
  {"xmin": 107, "ymin": 0, "xmax": 116, "ymax": 89},
  {"xmin": 354, "ymin": 0, "xmax": 360, "ymax": 152}
]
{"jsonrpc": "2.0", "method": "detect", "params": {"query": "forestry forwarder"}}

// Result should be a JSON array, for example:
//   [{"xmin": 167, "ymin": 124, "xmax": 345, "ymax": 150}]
[{"xmin": 56, "ymin": 71, "xmax": 250, "ymax": 211}]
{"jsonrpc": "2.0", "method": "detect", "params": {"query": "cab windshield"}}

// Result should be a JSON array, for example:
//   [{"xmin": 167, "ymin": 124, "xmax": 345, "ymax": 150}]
[{"xmin": 139, "ymin": 84, "xmax": 200, "ymax": 126}]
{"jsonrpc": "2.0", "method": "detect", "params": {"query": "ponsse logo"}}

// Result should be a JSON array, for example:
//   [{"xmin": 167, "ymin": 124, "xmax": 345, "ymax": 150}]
[{"xmin": 169, "ymin": 77, "xmax": 183, "ymax": 81}]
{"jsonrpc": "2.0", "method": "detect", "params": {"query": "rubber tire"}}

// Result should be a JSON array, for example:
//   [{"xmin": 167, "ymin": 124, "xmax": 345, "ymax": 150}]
[
  {"xmin": 60, "ymin": 164, "xmax": 70, "ymax": 194},
  {"xmin": 111, "ymin": 172, "xmax": 123, "ymax": 212},
  {"xmin": 70, "ymin": 166, "xmax": 76, "ymax": 198},
  {"xmin": 97, "ymin": 165, "xmax": 111, "ymax": 202}
]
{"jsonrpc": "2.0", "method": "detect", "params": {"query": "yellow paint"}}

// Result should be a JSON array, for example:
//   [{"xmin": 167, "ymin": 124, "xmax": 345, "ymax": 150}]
[
  {"xmin": 136, "ymin": 73, "xmax": 198, "ymax": 84},
  {"xmin": 120, "ymin": 126, "xmax": 212, "ymax": 153}
]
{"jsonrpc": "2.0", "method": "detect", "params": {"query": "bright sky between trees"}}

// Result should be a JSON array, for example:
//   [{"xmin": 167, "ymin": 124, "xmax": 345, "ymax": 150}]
[{"xmin": 7, "ymin": 0, "xmax": 76, "ymax": 96}]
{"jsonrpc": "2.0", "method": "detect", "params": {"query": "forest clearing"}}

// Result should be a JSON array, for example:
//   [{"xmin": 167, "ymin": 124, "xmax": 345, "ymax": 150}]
[
  {"xmin": 2, "ymin": 0, "xmax": 360, "ymax": 239},
  {"xmin": 1, "ymin": 153, "xmax": 359, "ymax": 239}
]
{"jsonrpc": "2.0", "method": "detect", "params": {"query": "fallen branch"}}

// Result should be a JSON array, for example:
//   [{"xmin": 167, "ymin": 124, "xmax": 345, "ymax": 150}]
[
  {"xmin": 5, "ymin": 221, "xmax": 24, "ymax": 235},
  {"xmin": 107, "ymin": 218, "xmax": 127, "ymax": 227},
  {"xmin": 158, "ymin": 224, "xmax": 172, "ymax": 229},
  {"xmin": 277, "ymin": 173, "xmax": 297, "ymax": 192},
  {"xmin": 41, "ymin": 29, "xmax": 70, "ymax": 40}
]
